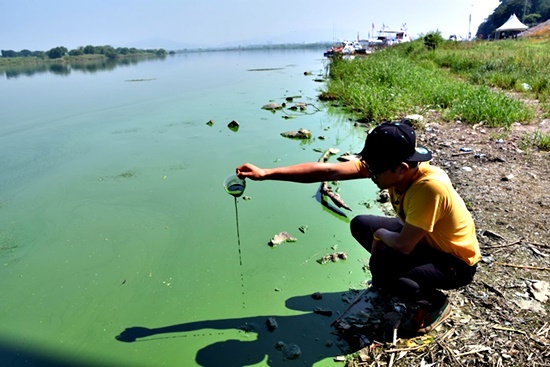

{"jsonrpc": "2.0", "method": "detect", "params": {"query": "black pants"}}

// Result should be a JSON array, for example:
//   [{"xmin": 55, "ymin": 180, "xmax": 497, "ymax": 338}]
[{"xmin": 350, "ymin": 215, "xmax": 477, "ymax": 311}]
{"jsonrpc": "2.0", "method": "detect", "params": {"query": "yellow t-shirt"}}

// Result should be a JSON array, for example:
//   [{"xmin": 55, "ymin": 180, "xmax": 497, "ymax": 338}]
[{"xmin": 356, "ymin": 160, "xmax": 481, "ymax": 266}]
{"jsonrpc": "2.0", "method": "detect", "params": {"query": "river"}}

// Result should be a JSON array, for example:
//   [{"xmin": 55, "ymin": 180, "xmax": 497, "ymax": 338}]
[{"xmin": 0, "ymin": 49, "xmax": 380, "ymax": 367}]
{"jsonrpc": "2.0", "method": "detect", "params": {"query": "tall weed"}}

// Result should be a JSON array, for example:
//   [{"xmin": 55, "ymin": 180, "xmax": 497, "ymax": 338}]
[{"xmin": 326, "ymin": 46, "xmax": 534, "ymax": 127}]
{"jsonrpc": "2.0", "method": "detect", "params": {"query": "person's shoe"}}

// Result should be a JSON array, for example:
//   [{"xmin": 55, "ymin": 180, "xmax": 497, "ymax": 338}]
[{"xmin": 401, "ymin": 298, "xmax": 451, "ymax": 335}]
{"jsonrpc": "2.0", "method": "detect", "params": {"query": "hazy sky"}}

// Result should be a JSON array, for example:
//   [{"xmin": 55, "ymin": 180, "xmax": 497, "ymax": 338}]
[{"xmin": 1, "ymin": 0, "xmax": 501, "ymax": 51}]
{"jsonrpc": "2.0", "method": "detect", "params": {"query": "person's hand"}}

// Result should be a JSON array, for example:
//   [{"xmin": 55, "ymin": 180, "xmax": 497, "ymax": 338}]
[
  {"xmin": 371, "ymin": 239, "xmax": 387, "ymax": 254},
  {"xmin": 371, "ymin": 232, "xmax": 387, "ymax": 254},
  {"xmin": 236, "ymin": 163, "xmax": 265, "ymax": 180}
]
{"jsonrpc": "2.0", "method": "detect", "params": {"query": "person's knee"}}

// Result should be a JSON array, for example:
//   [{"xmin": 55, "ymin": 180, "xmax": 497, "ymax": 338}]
[
  {"xmin": 350, "ymin": 215, "xmax": 376, "ymax": 251},
  {"xmin": 350, "ymin": 215, "xmax": 375, "ymax": 238}
]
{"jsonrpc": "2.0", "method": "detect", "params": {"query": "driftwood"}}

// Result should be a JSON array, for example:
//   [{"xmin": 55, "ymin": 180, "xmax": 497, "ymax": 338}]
[
  {"xmin": 321, "ymin": 182, "xmax": 352, "ymax": 211},
  {"xmin": 318, "ymin": 148, "xmax": 337, "ymax": 163},
  {"xmin": 317, "ymin": 148, "xmax": 352, "ymax": 212}
]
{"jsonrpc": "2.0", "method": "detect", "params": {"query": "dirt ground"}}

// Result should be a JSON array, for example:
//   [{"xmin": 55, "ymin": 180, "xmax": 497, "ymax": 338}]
[{"xmin": 345, "ymin": 114, "xmax": 550, "ymax": 366}]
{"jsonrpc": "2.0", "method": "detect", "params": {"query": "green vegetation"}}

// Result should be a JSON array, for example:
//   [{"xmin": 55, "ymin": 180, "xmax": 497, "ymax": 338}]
[
  {"xmin": 519, "ymin": 130, "xmax": 550, "ymax": 156},
  {"xmin": 533, "ymin": 131, "xmax": 550, "ymax": 151},
  {"xmin": 323, "ymin": 35, "xmax": 550, "ymax": 128}
]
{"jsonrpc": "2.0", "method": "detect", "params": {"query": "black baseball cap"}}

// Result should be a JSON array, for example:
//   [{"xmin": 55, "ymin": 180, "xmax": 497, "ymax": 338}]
[{"xmin": 359, "ymin": 122, "xmax": 432, "ymax": 174}]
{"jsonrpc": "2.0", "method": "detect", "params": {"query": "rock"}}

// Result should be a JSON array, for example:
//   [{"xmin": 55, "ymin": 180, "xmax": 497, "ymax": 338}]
[
  {"xmin": 288, "ymin": 102, "xmax": 307, "ymax": 111},
  {"xmin": 354, "ymin": 121, "xmax": 370, "ymax": 128},
  {"xmin": 280, "ymin": 128, "xmax": 312, "ymax": 139},
  {"xmin": 266, "ymin": 317, "xmax": 278, "ymax": 331},
  {"xmin": 227, "ymin": 120, "xmax": 240, "ymax": 131},
  {"xmin": 377, "ymin": 190, "xmax": 390, "ymax": 203},
  {"xmin": 206, "ymin": 119, "xmax": 214, "ymax": 126},
  {"xmin": 501, "ymin": 174, "xmax": 514, "ymax": 181},
  {"xmin": 268, "ymin": 232, "xmax": 297, "ymax": 247},
  {"xmin": 274, "ymin": 341, "xmax": 302, "ymax": 360},
  {"xmin": 317, "ymin": 252, "xmax": 348, "ymax": 264},
  {"xmin": 282, "ymin": 343, "xmax": 301, "ymax": 360},
  {"xmin": 313, "ymin": 307, "xmax": 333, "ymax": 317},
  {"xmin": 401, "ymin": 114, "xmax": 425, "ymax": 128},
  {"xmin": 311, "ymin": 292, "xmax": 323, "ymax": 300},
  {"xmin": 529, "ymin": 280, "xmax": 549, "ymax": 302},
  {"xmin": 262, "ymin": 102, "xmax": 283, "ymax": 110}
]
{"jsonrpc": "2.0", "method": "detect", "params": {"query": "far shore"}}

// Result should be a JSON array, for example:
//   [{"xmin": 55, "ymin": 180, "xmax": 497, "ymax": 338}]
[
  {"xmin": 0, "ymin": 42, "xmax": 332, "ymax": 68},
  {"xmin": 0, "ymin": 53, "xmax": 165, "ymax": 68}
]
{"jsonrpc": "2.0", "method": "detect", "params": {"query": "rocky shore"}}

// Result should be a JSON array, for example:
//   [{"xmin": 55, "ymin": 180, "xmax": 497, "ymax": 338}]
[{"xmin": 345, "ymin": 115, "xmax": 550, "ymax": 366}]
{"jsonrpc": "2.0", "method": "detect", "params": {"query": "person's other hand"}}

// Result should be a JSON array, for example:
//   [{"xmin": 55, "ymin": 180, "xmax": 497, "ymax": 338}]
[{"xmin": 371, "ymin": 239, "xmax": 387, "ymax": 254}]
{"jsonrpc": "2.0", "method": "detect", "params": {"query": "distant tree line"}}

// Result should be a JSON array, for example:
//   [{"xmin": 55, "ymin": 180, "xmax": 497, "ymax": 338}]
[
  {"xmin": 1, "ymin": 45, "xmax": 168, "ymax": 60},
  {"xmin": 477, "ymin": 0, "xmax": 550, "ymax": 38}
]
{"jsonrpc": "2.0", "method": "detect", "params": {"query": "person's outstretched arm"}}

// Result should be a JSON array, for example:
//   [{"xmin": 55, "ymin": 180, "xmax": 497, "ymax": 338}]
[{"xmin": 236, "ymin": 160, "xmax": 365, "ymax": 183}]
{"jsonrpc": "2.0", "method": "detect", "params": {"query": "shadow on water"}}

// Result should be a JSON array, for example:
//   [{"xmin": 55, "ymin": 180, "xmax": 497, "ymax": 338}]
[
  {"xmin": 116, "ymin": 291, "xmax": 364, "ymax": 367},
  {"xmin": 0, "ymin": 340, "xmax": 107, "ymax": 367}
]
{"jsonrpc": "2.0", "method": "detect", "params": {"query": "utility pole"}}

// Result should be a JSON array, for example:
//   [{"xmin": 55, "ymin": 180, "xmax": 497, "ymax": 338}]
[
  {"xmin": 468, "ymin": 13, "xmax": 472, "ymax": 40},
  {"xmin": 468, "ymin": 4, "xmax": 473, "ymax": 40}
]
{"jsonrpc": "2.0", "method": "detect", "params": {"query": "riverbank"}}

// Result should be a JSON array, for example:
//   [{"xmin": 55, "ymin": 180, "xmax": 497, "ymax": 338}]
[{"xmin": 325, "ymin": 38, "xmax": 550, "ymax": 366}]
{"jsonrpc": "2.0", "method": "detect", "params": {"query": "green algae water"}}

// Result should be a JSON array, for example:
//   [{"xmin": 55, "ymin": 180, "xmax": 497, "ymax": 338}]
[{"xmin": 0, "ymin": 50, "xmax": 380, "ymax": 367}]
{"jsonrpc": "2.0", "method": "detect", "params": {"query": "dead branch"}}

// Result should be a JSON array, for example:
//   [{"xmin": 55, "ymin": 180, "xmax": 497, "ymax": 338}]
[
  {"xmin": 480, "ymin": 229, "xmax": 507, "ymax": 241},
  {"xmin": 321, "ymin": 182, "xmax": 352, "ymax": 211},
  {"xmin": 492, "ymin": 324, "xmax": 527, "ymax": 335},
  {"xmin": 525, "ymin": 241, "xmax": 550, "ymax": 249},
  {"xmin": 317, "ymin": 148, "xmax": 352, "ymax": 211},
  {"xmin": 480, "ymin": 238, "xmax": 522, "ymax": 250},
  {"xmin": 387, "ymin": 324, "xmax": 399, "ymax": 367},
  {"xmin": 451, "ymin": 151, "xmax": 474, "ymax": 157},
  {"xmin": 480, "ymin": 280, "xmax": 505, "ymax": 297},
  {"xmin": 494, "ymin": 262, "xmax": 550, "ymax": 271}
]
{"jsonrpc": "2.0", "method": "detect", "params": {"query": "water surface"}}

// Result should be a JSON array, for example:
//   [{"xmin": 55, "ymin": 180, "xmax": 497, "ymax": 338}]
[{"xmin": 0, "ymin": 49, "xmax": 380, "ymax": 366}]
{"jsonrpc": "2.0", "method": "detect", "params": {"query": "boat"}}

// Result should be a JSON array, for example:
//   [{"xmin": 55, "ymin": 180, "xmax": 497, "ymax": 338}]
[
  {"xmin": 373, "ymin": 26, "xmax": 411, "ymax": 46},
  {"xmin": 323, "ymin": 26, "xmax": 410, "ymax": 57},
  {"xmin": 323, "ymin": 40, "xmax": 365, "ymax": 57}
]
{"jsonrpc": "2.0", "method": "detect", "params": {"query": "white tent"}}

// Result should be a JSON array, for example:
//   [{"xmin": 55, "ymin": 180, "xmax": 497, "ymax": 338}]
[{"xmin": 496, "ymin": 14, "xmax": 528, "ymax": 39}]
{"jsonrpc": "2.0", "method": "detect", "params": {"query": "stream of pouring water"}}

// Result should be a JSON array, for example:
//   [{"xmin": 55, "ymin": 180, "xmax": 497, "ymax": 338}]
[{"xmin": 233, "ymin": 196, "xmax": 243, "ymax": 266}]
